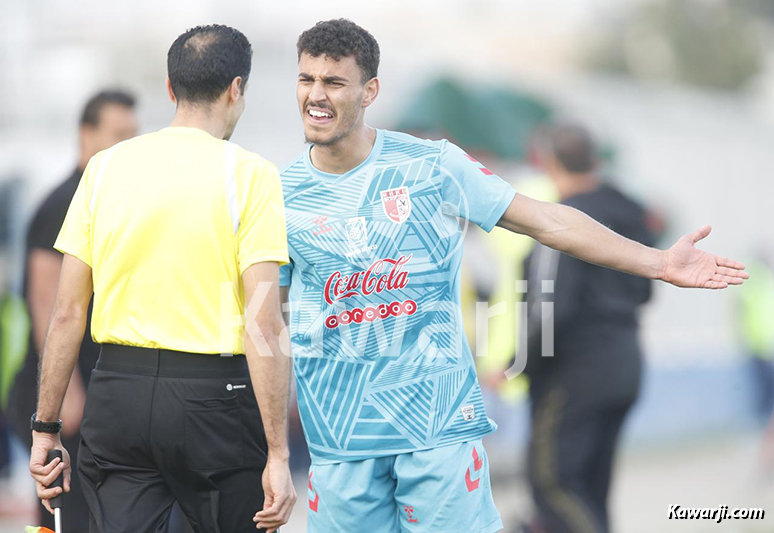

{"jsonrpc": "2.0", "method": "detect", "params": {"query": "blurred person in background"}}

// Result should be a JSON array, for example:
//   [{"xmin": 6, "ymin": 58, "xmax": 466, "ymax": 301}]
[
  {"xmin": 281, "ymin": 18, "xmax": 746, "ymax": 533},
  {"xmin": 8, "ymin": 89, "xmax": 137, "ymax": 533},
  {"xmin": 0, "ymin": 254, "xmax": 10, "ymax": 481},
  {"xmin": 522, "ymin": 123, "xmax": 656, "ymax": 533},
  {"xmin": 738, "ymin": 253, "xmax": 774, "ymax": 422},
  {"xmin": 737, "ymin": 253, "xmax": 774, "ymax": 472}
]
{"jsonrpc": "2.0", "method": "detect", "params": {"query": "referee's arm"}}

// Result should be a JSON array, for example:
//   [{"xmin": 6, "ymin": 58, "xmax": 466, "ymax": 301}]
[
  {"xmin": 243, "ymin": 261, "xmax": 297, "ymax": 532},
  {"xmin": 30, "ymin": 253, "xmax": 93, "ymax": 512}
]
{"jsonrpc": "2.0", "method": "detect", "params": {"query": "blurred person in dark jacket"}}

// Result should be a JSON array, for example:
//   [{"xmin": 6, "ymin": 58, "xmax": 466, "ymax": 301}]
[
  {"xmin": 523, "ymin": 123, "xmax": 655, "ymax": 533},
  {"xmin": 8, "ymin": 90, "xmax": 137, "ymax": 533}
]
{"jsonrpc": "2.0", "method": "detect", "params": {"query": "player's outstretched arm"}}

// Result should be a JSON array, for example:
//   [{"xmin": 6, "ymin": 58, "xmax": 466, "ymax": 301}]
[
  {"xmin": 242, "ymin": 262, "xmax": 297, "ymax": 533},
  {"xmin": 496, "ymin": 193, "xmax": 748, "ymax": 289}
]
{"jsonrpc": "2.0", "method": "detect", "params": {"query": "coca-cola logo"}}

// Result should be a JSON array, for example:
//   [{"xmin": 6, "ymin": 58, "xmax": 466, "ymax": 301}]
[{"xmin": 324, "ymin": 255, "xmax": 412, "ymax": 305}]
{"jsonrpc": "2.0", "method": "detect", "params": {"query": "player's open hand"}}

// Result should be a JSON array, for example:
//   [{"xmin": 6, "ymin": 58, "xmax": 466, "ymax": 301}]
[
  {"xmin": 661, "ymin": 225, "xmax": 748, "ymax": 289},
  {"xmin": 254, "ymin": 456, "xmax": 297, "ymax": 532},
  {"xmin": 29, "ymin": 432, "xmax": 71, "ymax": 515}
]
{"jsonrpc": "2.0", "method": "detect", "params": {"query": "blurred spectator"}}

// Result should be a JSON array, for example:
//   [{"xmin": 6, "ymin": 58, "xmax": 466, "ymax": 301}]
[
  {"xmin": 522, "ymin": 123, "xmax": 655, "ymax": 533},
  {"xmin": 1, "ymin": 280, "xmax": 29, "ymax": 478},
  {"xmin": 737, "ymin": 254, "xmax": 774, "ymax": 474},
  {"xmin": 737, "ymin": 254, "xmax": 774, "ymax": 422},
  {"xmin": 0, "ymin": 256, "xmax": 9, "ymax": 478},
  {"xmin": 7, "ymin": 90, "xmax": 137, "ymax": 533}
]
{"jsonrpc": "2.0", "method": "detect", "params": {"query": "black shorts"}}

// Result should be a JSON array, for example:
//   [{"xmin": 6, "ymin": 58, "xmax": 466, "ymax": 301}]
[{"xmin": 78, "ymin": 344, "xmax": 269, "ymax": 533}]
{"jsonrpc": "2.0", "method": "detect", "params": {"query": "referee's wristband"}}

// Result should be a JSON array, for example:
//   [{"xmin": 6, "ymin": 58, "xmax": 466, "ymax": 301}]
[{"xmin": 31, "ymin": 412, "xmax": 62, "ymax": 434}]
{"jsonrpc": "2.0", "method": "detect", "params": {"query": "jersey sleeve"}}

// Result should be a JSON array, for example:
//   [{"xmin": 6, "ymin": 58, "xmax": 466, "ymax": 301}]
[
  {"xmin": 54, "ymin": 159, "xmax": 95, "ymax": 266},
  {"xmin": 236, "ymin": 158, "xmax": 290, "ymax": 275},
  {"xmin": 279, "ymin": 260, "xmax": 294, "ymax": 287},
  {"xmin": 439, "ymin": 141, "xmax": 517, "ymax": 232}
]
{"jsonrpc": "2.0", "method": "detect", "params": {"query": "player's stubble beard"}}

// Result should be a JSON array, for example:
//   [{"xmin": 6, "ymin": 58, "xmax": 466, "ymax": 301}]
[{"xmin": 304, "ymin": 92, "xmax": 363, "ymax": 148}]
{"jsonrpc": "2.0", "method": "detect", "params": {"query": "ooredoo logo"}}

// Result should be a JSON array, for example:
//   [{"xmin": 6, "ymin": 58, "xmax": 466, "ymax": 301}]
[{"xmin": 325, "ymin": 300, "xmax": 418, "ymax": 329}]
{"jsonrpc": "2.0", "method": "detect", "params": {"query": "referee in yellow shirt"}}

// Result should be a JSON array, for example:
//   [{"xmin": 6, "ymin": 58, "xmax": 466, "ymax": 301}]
[{"xmin": 28, "ymin": 25, "xmax": 296, "ymax": 533}]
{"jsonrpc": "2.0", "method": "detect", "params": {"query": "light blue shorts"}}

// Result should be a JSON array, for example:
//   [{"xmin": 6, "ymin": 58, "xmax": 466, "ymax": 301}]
[{"xmin": 306, "ymin": 439, "xmax": 502, "ymax": 532}]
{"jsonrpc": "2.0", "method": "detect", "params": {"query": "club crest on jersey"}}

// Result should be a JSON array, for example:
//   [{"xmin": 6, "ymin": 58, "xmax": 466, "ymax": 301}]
[{"xmin": 381, "ymin": 187, "xmax": 411, "ymax": 224}]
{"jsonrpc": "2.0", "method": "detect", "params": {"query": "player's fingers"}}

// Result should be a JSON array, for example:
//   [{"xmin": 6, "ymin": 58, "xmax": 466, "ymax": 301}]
[
  {"xmin": 256, "ymin": 495, "xmax": 294, "ymax": 528},
  {"xmin": 689, "ymin": 225, "xmax": 711, "ymax": 244},
  {"xmin": 267, "ymin": 496, "xmax": 293, "ymax": 526},
  {"xmin": 255, "ymin": 517, "xmax": 283, "ymax": 531},
  {"xmin": 715, "ymin": 265, "xmax": 748, "ymax": 278},
  {"xmin": 255, "ymin": 506, "xmax": 282, "ymax": 522},
  {"xmin": 704, "ymin": 280, "xmax": 727, "ymax": 290},
  {"xmin": 255, "ymin": 512, "xmax": 282, "ymax": 521},
  {"xmin": 712, "ymin": 274, "xmax": 744, "ymax": 285},
  {"xmin": 256, "ymin": 499, "xmax": 280, "ymax": 519},
  {"xmin": 282, "ymin": 491, "xmax": 297, "ymax": 518},
  {"xmin": 284, "ymin": 490, "xmax": 298, "ymax": 516},
  {"xmin": 716, "ymin": 256, "xmax": 746, "ymax": 272},
  {"xmin": 256, "ymin": 492, "xmax": 288, "ymax": 517},
  {"xmin": 263, "ymin": 491, "xmax": 275, "ymax": 510},
  {"xmin": 64, "ymin": 465, "xmax": 72, "ymax": 492}
]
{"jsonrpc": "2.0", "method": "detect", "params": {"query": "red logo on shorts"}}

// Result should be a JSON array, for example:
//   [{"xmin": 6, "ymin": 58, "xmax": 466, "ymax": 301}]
[
  {"xmin": 403, "ymin": 505, "xmax": 419, "ymax": 523},
  {"xmin": 465, "ymin": 447, "xmax": 484, "ymax": 492},
  {"xmin": 308, "ymin": 471, "xmax": 319, "ymax": 512}
]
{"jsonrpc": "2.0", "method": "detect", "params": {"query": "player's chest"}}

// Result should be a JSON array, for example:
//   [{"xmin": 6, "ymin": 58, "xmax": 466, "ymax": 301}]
[{"xmin": 285, "ymin": 172, "xmax": 444, "ymax": 248}]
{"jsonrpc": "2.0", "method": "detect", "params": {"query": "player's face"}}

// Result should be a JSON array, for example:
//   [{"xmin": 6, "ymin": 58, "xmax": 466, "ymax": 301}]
[
  {"xmin": 297, "ymin": 53, "xmax": 369, "ymax": 146},
  {"xmin": 81, "ymin": 103, "xmax": 138, "ymax": 160}
]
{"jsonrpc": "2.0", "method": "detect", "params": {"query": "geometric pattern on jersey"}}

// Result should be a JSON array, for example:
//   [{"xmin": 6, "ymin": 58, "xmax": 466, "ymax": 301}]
[{"xmin": 280, "ymin": 129, "xmax": 516, "ymax": 463}]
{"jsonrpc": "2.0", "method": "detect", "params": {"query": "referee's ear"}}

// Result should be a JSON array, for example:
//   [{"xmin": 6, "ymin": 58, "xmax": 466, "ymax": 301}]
[
  {"xmin": 166, "ymin": 77, "xmax": 177, "ymax": 105},
  {"xmin": 228, "ymin": 76, "xmax": 244, "ymax": 105}
]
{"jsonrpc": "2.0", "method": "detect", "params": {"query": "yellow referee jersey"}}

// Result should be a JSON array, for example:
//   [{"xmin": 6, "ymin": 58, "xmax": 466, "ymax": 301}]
[{"xmin": 54, "ymin": 126, "xmax": 289, "ymax": 355}]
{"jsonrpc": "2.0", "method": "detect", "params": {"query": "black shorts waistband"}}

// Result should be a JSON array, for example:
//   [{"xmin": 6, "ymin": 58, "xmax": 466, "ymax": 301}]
[{"xmin": 97, "ymin": 344, "xmax": 248, "ymax": 379}]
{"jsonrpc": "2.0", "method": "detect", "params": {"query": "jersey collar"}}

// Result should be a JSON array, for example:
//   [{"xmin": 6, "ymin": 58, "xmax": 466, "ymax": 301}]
[{"xmin": 303, "ymin": 129, "xmax": 385, "ymax": 183}]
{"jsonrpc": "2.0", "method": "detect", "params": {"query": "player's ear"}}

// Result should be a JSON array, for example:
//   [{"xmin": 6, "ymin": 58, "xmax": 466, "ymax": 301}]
[
  {"xmin": 362, "ymin": 77, "xmax": 379, "ymax": 108},
  {"xmin": 166, "ymin": 77, "xmax": 177, "ymax": 105}
]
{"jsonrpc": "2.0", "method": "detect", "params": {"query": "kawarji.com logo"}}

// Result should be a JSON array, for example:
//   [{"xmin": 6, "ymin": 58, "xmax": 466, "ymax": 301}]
[{"xmin": 323, "ymin": 254, "xmax": 418, "ymax": 328}]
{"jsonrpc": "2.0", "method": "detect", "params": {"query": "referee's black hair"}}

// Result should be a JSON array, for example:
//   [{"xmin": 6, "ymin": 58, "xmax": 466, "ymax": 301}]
[
  {"xmin": 167, "ymin": 24, "xmax": 252, "ymax": 105},
  {"xmin": 297, "ymin": 19, "xmax": 380, "ymax": 83},
  {"xmin": 80, "ymin": 90, "xmax": 136, "ymax": 127}
]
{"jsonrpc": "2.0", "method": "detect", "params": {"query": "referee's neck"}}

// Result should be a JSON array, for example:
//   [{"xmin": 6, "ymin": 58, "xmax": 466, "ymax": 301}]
[{"xmin": 170, "ymin": 105, "xmax": 229, "ymax": 141}]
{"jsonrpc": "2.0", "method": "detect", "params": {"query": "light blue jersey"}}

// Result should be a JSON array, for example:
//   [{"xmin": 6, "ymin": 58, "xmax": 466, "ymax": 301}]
[{"xmin": 280, "ymin": 129, "xmax": 516, "ymax": 463}]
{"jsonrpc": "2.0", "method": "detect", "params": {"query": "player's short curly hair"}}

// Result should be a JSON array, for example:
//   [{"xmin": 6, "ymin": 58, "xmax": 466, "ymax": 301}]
[{"xmin": 297, "ymin": 19, "xmax": 380, "ymax": 82}]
